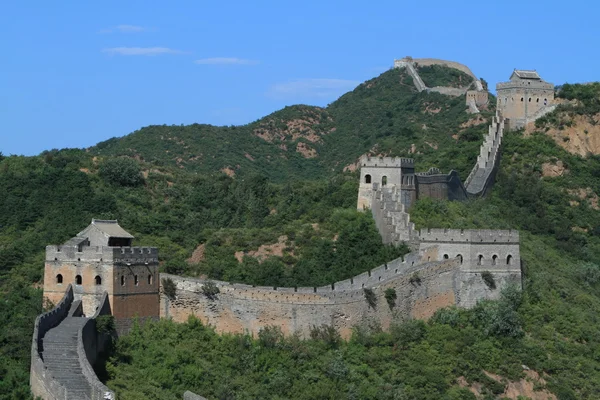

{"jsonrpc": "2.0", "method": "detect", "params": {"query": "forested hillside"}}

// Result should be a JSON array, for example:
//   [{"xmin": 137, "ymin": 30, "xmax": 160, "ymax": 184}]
[{"xmin": 1, "ymin": 66, "xmax": 600, "ymax": 399}]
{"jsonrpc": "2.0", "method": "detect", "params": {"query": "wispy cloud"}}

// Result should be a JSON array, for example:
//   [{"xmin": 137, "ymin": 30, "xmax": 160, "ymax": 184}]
[
  {"xmin": 102, "ymin": 47, "xmax": 186, "ymax": 56},
  {"xmin": 268, "ymin": 78, "xmax": 360, "ymax": 99},
  {"xmin": 194, "ymin": 57, "xmax": 258, "ymax": 65},
  {"xmin": 99, "ymin": 24, "xmax": 148, "ymax": 34}
]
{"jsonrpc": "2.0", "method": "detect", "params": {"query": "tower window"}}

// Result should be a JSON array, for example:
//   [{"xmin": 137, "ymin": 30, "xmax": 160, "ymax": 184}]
[
  {"xmin": 134, "ymin": 275, "xmax": 139, "ymax": 286},
  {"xmin": 121, "ymin": 275, "xmax": 125, "ymax": 286},
  {"xmin": 95, "ymin": 275, "xmax": 102, "ymax": 285},
  {"xmin": 75, "ymin": 275, "xmax": 82, "ymax": 285},
  {"xmin": 365, "ymin": 174, "xmax": 371, "ymax": 184},
  {"xmin": 529, "ymin": 98, "xmax": 532, "ymax": 102},
  {"xmin": 492, "ymin": 255, "xmax": 498, "ymax": 266},
  {"xmin": 457, "ymin": 254, "xmax": 463, "ymax": 264},
  {"xmin": 507, "ymin": 255, "xmax": 513, "ymax": 265},
  {"xmin": 443, "ymin": 254, "xmax": 449, "ymax": 259},
  {"xmin": 477, "ymin": 255, "xmax": 483, "ymax": 266},
  {"xmin": 382, "ymin": 176, "xmax": 387, "ymax": 186},
  {"xmin": 148, "ymin": 274, "xmax": 153, "ymax": 285},
  {"xmin": 520, "ymin": 97, "xmax": 524, "ymax": 102},
  {"xmin": 56, "ymin": 274, "xmax": 63, "ymax": 284}
]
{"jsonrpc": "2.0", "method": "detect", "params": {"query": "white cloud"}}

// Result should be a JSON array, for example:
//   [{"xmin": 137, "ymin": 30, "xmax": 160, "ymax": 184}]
[
  {"xmin": 268, "ymin": 78, "xmax": 360, "ymax": 99},
  {"xmin": 102, "ymin": 47, "xmax": 185, "ymax": 56},
  {"xmin": 99, "ymin": 25, "xmax": 147, "ymax": 34},
  {"xmin": 194, "ymin": 57, "xmax": 258, "ymax": 65}
]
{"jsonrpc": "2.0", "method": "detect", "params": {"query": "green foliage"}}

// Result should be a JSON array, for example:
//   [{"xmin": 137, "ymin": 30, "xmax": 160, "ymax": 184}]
[
  {"xmin": 416, "ymin": 64, "xmax": 474, "ymax": 88},
  {"xmin": 578, "ymin": 262, "xmax": 600, "ymax": 285},
  {"xmin": 96, "ymin": 315, "xmax": 116, "ymax": 334},
  {"xmin": 162, "ymin": 278, "xmax": 176, "ymax": 299},
  {"xmin": 409, "ymin": 271, "xmax": 422, "ymax": 285},
  {"xmin": 384, "ymin": 288, "xmax": 397, "ymax": 309},
  {"xmin": 363, "ymin": 288, "xmax": 377, "ymax": 309},
  {"xmin": 201, "ymin": 280, "xmax": 220, "ymax": 300},
  {"xmin": 481, "ymin": 271, "xmax": 496, "ymax": 290},
  {"xmin": 99, "ymin": 157, "xmax": 144, "ymax": 186}
]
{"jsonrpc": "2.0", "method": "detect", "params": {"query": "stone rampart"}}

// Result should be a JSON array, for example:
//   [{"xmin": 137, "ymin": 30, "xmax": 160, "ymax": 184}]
[
  {"xmin": 46, "ymin": 245, "xmax": 158, "ymax": 264},
  {"xmin": 78, "ymin": 292, "xmax": 115, "ymax": 400},
  {"xmin": 411, "ymin": 58, "xmax": 477, "ymax": 79},
  {"xmin": 465, "ymin": 114, "xmax": 506, "ymax": 196},
  {"xmin": 359, "ymin": 155, "xmax": 414, "ymax": 168},
  {"xmin": 429, "ymin": 87, "xmax": 469, "ymax": 96},
  {"xmin": 30, "ymin": 285, "xmax": 73, "ymax": 400},
  {"xmin": 160, "ymin": 255, "xmax": 466, "ymax": 339}
]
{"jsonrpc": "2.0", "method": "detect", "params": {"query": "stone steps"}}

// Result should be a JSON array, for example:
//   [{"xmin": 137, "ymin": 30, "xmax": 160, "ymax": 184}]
[{"xmin": 41, "ymin": 316, "xmax": 93, "ymax": 400}]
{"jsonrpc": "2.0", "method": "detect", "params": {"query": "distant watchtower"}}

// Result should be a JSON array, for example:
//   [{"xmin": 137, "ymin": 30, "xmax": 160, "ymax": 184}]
[
  {"xmin": 43, "ymin": 219, "xmax": 159, "ymax": 333},
  {"xmin": 357, "ymin": 155, "xmax": 416, "ymax": 210},
  {"xmin": 496, "ymin": 69, "xmax": 555, "ymax": 129}
]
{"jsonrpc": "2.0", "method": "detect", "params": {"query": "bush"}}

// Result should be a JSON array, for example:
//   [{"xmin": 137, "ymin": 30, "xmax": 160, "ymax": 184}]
[
  {"xmin": 162, "ymin": 277, "xmax": 177, "ymax": 299},
  {"xmin": 390, "ymin": 319, "xmax": 427, "ymax": 348},
  {"xmin": 99, "ymin": 157, "xmax": 144, "ymax": 186},
  {"xmin": 258, "ymin": 325, "xmax": 283, "ymax": 349},
  {"xmin": 578, "ymin": 262, "xmax": 600, "ymax": 285},
  {"xmin": 363, "ymin": 288, "xmax": 377, "ymax": 309},
  {"xmin": 384, "ymin": 288, "xmax": 397, "ymax": 309},
  {"xmin": 96, "ymin": 315, "xmax": 115, "ymax": 334},
  {"xmin": 309, "ymin": 324, "xmax": 341, "ymax": 348},
  {"xmin": 409, "ymin": 272, "xmax": 421, "ymax": 286},
  {"xmin": 481, "ymin": 271, "xmax": 496, "ymax": 289},
  {"xmin": 202, "ymin": 280, "xmax": 220, "ymax": 300}
]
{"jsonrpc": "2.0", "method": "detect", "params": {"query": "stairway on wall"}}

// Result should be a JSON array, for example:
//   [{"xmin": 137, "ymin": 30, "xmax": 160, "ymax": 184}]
[
  {"xmin": 465, "ymin": 114, "xmax": 505, "ymax": 196},
  {"xmin": 399, "ymin": 61, "xmax": 427, "ymax": 92},
  {"xmin": 41, "ymin": 317, "xmax": 93, "ymax": 400},
  {"xmin": 372, "ymin": 187, "xmax": 418, "ymax": 249}
]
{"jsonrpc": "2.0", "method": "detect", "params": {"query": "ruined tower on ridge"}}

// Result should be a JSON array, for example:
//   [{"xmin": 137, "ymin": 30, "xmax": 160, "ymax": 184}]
[
  {"xmin": 43, "ymin": 219, "xmax": 160, "ymax": 332},
  {"xmin": 496, "ymin": 69, "xmax": 555, "ymax": 130}
]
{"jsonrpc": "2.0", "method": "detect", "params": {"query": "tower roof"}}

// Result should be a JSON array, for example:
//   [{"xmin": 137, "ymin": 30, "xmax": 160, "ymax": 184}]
[
  {"xmin": 510, "ymin": 69, "xmax": 541, "ymax": 80},
  {"xmin": 85, "ymin": 219, "xmax": 134, "ymax": 239}
]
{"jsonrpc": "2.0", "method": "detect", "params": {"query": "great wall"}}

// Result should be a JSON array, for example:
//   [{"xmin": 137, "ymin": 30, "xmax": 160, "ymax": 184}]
[{"xmin": 30, "ymin": 59, "xmax": 557, "ymax": 400}]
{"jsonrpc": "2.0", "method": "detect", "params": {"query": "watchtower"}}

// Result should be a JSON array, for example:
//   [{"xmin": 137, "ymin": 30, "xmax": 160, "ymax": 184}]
[
  {"xmin": 43, "ymin": 219, "xmax": 160, "ymax": 332},
  {"xmin": 357, "ymin": 155, "xmax": 416, "ymax": 210},
  {"xmin": 496, "ymin": 69, "xmax": 555, "ymax": 129}
]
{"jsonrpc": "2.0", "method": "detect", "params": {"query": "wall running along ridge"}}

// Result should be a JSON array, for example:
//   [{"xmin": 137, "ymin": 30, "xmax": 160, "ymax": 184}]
[{"xmin": 30, "ymin": 285, "xmax": 115, "ymax": 400}]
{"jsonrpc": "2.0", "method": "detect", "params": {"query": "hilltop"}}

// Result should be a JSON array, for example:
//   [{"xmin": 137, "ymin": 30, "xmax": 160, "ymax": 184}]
[
  {"xmin": 2, "ymin": 63, "xmax": 600, "ymax": 399},
  {"xmin": 91, "ymin": 66, "xmax": 491, "ymax": 181}
]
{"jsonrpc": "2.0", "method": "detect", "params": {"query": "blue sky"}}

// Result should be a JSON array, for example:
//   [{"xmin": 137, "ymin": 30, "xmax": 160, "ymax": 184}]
[{"xmin": 1, "ymin": 0, "xmax": 598, "ymax": 156}]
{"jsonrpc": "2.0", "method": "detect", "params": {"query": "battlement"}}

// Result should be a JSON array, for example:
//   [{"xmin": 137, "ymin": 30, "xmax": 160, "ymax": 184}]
[
  {"xmin": 419, "ymin": 228, "xmax": 519, "ymax": 243},
  {"xmin": 497, "ymin": 81, "xmax": 554, "ymax": 91},
  {"xmin": 360, "ymin": 155, "xmax": 414, "ymax": 168},
  {"xmin": 46, "ymin": 245, "xmax": 158, "ymax": 264}
]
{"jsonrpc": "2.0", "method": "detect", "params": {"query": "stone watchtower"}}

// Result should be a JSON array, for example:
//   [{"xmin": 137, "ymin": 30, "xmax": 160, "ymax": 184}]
[
  {"xmin": 357, "ymin": 155, "xmax": 416, "ymax": 210},
  {"xmin": 496, "ymin": 69, "xmax": 555, "ymax": 130},
  {"xmin": 43, "ymin": 219, "xmax": 160, "ymax": 332}
]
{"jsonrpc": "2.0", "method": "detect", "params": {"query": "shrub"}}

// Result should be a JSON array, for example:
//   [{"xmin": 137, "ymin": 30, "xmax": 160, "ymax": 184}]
[
  {"xmin": 363, "ymin": 288, "xmax": 377, "ymax": 309},
  {"xmin": 162, "ymin": 277, "xmax": 177, "ymax": 299},
  {"xmin": 409, "ymin": 272, "xmax": 421, "ymax": 286},
  {"xmin": 99, "ymin": 157, "xmax": 143, "ymax": 186},
  {"xmin": 202, "ymin": 280, "xmax": 220, "ymax": 300},
  {"xmin": 309, "ymin": 324, "xmax": 341, "ymax": 348},
  {"xmin": 578, "ymin": 262, "xmax": 600, "ymax": 285},
  {"xmin": 258, "ymin": 325, "xmax": 283, "ymax": 349},
  {"xmin": 95, "ymin": 315, "xmax": 115, "ymax": 334},
  {"xmin": 384, "ymin": 288, "xmax": 397, "ymax": 309},
  {"xmin": 481, "ymin": 271, "xmax": 496, "ymax": 289},
  {"xmin": 390, "ymin": 319, "xmax": 427, "ymax": 348}
]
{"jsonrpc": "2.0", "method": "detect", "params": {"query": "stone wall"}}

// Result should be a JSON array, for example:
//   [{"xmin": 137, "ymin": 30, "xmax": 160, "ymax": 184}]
[
  {"xmin": 465, "ymin": 114, "xmax": 506, "ymax": 196},
  {"xmin": 160, "ymin": 255, "xmax": 466, "ymax": 339},
  {"xmin": 30, "ymin": 285, "xmax": 73, "ymax": 400},
  {"xmin": 415, "ymin": 169, "xmax": 468, "ymax": 202},
  {"xmin": 78, "ymin": 293, "xmax": 116, "ymax": 400}
]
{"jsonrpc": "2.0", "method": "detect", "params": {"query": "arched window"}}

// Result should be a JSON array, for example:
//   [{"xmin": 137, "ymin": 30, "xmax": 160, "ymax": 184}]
[
  {"xmin": 492, "ymin": 255, "xmax": 498, "ymax": 266},
  {"xmin": 528, "ymin": 98, "xmax": 532, "ymax": 102},
  {"xmin": 75, "ymin": 275, "xmax": 82, "ymax": 285},
  {"xmin": 56, "ymin": 274, "xmax": 63, "ymax": 284},
  {"xmin": 536, "ymin": 98, "xmax": 539, "ymax": 103},
  {"xmin": 443, "ymin": 254, "xmax": 449, "ymax": 260},
  {"xmin": 121, "ymin": 275, "xmax": 125, "ymax": 286},
  {"xmin": 457, "ymin": 254, "xmax": 463, "ymax": 264},
  {"xmin": 382, "ymin": 176, "xmax": 387, "ymax": 186},
  {"xmin": 520, "ymin": 97, "xmax": 524, "ymax": 102},
  {"xmin": 365, "ymin": 174, "xmax": 371, "ymax": 184},
  {"xmin": 477, "ymin": 255, "xmax": 483, "ymax": 266},
  {"xmin": 148, "ymin": 274, "xmax": 153, "ymax": 285},
  {"xmin": 95, "ymin": 275, "xmax": 102, "ymax": 285},
  {"xmin": 507, "ymin": 255, "xmax": 513, "ymax": 265},
  {"xmin": 134, "ymin": 275, "xmax": 139, "ymax": 286}
]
